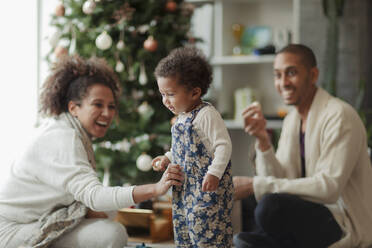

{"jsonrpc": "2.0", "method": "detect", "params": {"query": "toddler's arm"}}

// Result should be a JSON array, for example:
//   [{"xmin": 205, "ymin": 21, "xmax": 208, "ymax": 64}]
[{"xmin": 202, "ymin": 173, "xmax": 220, "ymax": 192}]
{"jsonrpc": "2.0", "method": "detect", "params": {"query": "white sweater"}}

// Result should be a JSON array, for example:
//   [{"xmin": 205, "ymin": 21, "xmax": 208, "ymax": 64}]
[
  {"xmin": 253, "ymin": 88, "xmax": 372, "ymax": 248},
  {"xmin": 0, "ymin": 115, "xmax": 135, "ymax": 224},
  {"xmin": 165, "ymin": 104, "xmax": 232, "ymax": 179}
]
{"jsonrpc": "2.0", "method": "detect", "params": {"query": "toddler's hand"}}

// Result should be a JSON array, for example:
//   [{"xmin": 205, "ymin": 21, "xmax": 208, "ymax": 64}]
[
  {"xmin": 151, "ymin": 155, "xmax": 170, "ymax": 171},
  {"xmin": 202, "ymin": 173, "xmax": 219, "ymax": 192}
]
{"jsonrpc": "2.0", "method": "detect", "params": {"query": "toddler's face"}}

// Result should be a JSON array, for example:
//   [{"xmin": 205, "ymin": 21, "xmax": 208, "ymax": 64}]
[{"xmin": 157, "ymin": 76, "xmax": 200, "ymax": 115}]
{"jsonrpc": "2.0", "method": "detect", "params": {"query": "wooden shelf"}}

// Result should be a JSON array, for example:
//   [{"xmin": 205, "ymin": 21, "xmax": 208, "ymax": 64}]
[
  {"xmin": 211, "ymin": 55, "xmax": 275, "ymax": 65},
  {"xmin": 225, "ymin": 119, "xmax": 282, "ymax": 130}
]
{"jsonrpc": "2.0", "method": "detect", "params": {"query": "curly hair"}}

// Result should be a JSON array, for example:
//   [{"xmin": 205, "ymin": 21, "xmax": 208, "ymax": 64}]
[
  {"xmin": 40, "ymin": 55, "xmax": 121, "ymax": 116},
  {"xmin": 154, "ymin": 47, "xmax": 212, "ymax": 96}
]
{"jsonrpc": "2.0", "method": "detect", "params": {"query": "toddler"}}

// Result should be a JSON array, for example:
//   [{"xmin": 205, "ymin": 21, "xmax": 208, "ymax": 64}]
[{"xmin": 152, "ymin": 47, "xmax": 233, "ymax": 247}]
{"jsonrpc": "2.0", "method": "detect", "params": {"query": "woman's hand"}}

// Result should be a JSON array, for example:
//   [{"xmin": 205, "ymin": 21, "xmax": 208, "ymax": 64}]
[
  {"xmin": 154, "ymin": 164, "xmax": 183, "ymax": 197},
  {"xmin": 202, "ymin": 173, "xmax": 219, "ymax": 192},
  {"xmin": 151, "ymin": 155, "xmax": 170, "ymax": 171},
  {"xmin": 233, "ymin": 176, "xmax": 254, "ymax": 201}
]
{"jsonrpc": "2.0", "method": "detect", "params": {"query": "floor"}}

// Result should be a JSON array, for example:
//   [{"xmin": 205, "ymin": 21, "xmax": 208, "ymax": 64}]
[{"xmin": 125, "ymin": 241, "xmax": 175, "ymax": 248}]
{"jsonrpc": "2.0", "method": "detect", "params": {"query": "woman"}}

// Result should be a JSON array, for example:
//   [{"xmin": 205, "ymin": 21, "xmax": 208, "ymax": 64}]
[{"xmin": 0, "ymin": 55, "xmax": 183, "ymax": 248}]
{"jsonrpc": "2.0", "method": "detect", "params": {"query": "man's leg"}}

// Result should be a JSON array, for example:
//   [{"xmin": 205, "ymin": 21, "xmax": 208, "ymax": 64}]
[{"xmin": 254, "ymin": 193, "xmax": 343, "ymax": 248}]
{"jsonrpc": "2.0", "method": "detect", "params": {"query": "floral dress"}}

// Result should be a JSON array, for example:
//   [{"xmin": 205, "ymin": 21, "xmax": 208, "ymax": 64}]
[{"xmin": 171, "ymin": 102, "xmax": 233, "ymax": 248}]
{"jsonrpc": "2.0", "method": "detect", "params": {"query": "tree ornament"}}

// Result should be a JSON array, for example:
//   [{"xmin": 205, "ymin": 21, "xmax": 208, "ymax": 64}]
[
  {"xmin": 116, "ymin": 40, "xmax": 125, "ymax": 50},
  {"xmin": 143, "ymin": 36, "xmax": 158, "ymax": 52},
  {"xmin": 48, "ymin": 30, "xmax": 61, "ymax": 48},
  {"xmin": 166, "ymin": 1, "xmax": 177, "ymax": 12},
  {"xmin": 136, "ymin": 153, "xmax": 152, "ymax": 172},
  {"xmin": 115, "ymin": 60, "xmax": 125, "ymax": 73},
  {"xmin": 54, "ymin": 46, "xmax": 68, "ymax": 58},
  {"xmin": 138, "ymin": 101, "xmax": 152, "ymax": 115},
  {"xmin": 82, "ymin": 0, "xmax": 96, "ymax": 15},
  {"xmin": 96, "ymin": 31, "xmax": 112, "ymax": 50},
  {"xmin": 138, "ymin": 63, "xmax": 148, "ymax": 85},
  {"xmin": 55, "ymin": 3, "xmax": 65, "ymax": 17}
]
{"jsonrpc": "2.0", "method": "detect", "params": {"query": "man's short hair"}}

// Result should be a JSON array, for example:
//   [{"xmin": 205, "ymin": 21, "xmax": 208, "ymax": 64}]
[{"xmin": 277, "ymin": 44, "xmax": 317, "ymax": 68}]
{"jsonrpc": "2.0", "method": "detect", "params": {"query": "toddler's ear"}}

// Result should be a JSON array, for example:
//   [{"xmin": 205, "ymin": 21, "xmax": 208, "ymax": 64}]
[{"xmin": 192, "ymin": 87, "xmax": 202, "ymax": 98}]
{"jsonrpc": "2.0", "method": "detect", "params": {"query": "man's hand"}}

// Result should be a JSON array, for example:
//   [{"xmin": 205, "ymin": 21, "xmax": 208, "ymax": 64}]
[
  {"xmin": 151, "ymin": 155, "xmax": 170, "ymax": 171},
  {"xmin": 233, "ymin": 176, "xmax": 254, "ymax": 201},
  {"xmin": 242, "ymin": 102, "xmax": 271, "ymax": 152},
  {"xmin": 202, "ymin": 173, "xmax": 219, "ymax": 192}
]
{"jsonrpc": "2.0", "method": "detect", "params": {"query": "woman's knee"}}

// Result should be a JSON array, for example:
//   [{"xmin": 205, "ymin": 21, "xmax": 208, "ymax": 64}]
[
  {"xmin": 100, "ymin": 220, "xmax": 128, "ymax": 248},
  {"xmin": 54, "ymin": 219, "xmax": 128, "ymax": 248}
]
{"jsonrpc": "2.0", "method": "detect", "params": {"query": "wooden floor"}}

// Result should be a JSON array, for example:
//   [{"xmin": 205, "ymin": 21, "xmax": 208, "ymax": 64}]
[{"xmin": 125, "ymin": 241, "xmax": 175, "ymax": 248}]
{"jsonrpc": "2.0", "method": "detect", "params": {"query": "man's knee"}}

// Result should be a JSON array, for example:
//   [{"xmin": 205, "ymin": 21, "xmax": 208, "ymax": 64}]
[{"xmin": 254, "ymin": 193, "xmax": 291, "ymax": 231}]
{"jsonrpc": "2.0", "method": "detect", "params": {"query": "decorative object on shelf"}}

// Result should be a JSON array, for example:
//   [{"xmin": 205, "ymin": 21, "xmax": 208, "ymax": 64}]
[
  {"xmin": 143, "ymin": 36, "xmax": 158, "ymax": 52},
  {"xmin": 95, "ymin": 31, "xmax": 112, "ymax": 50},
  {"xmin": 136, "ymin": 153, "xmax": 153, "ymax": 172},
  {"xmin": 241, "ymin": 26, "xmax": 272, "ymax": 55},
  {"xmin": 234, "ymin": 87, "xmax": 259, "ymax": 122},
  {"xmin": 232, "ymin": 23, "xmax": 244, "ymax": 55},
  {"xmin": 82, "ymin": 0, "xmax": 96, "ymax": 15},
  {"xmin": 55, "ymin": 3, "xmax": 65, "ymax": 17},
  {"xmin": 253, "ymin": 45, "xmax": 275, "ymax": 56},
  {"xmin": 273, "ymin": 28, "xmax": 291, "ymax": 51},
  {"xmin": 166, "ymin": 0, "xmax": 177, "ymax": 12}
]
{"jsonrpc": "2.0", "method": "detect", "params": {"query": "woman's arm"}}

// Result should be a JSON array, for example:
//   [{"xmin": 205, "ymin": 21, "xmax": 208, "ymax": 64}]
[{"xmin": 132, "ymin": 163, "xmax": 183, "ymax": 203}]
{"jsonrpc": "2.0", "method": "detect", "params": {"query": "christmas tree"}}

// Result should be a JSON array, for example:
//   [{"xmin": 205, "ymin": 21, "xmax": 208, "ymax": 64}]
[{"xmin": 48, "ymin": 0, "xmax": 196, "ymax": 185}]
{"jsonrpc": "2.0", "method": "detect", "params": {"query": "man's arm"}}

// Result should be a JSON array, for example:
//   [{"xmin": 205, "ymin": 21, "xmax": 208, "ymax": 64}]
[{"xmin": 233, "ymin": 176, "xmax": 254, "ymax": 201}]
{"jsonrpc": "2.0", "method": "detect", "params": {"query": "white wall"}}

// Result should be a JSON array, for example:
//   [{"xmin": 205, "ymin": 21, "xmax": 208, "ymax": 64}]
[{"xmin": 0, "ymin": 2, "xmax": 38, "ymax": 180}]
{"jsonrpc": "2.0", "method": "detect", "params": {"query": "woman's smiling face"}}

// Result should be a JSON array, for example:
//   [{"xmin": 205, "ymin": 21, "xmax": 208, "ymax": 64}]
[{"xmin": 68, "ymin": 83, "xmax": 116, "ymax": 138}]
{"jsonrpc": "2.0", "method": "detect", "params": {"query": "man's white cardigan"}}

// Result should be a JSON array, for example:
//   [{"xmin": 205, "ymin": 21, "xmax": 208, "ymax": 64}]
[{"xmin": 254, "ymin": 88, "xmax": 372, "ymax": 248}]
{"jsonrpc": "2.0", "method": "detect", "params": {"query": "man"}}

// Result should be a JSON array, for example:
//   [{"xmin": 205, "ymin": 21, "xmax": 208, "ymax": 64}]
[{"xmin": 233, "ymin": 44, "xmax": 372, "ymax": 248}]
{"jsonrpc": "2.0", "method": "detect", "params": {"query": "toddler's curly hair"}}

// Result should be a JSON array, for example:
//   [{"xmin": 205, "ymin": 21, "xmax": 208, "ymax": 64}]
[
  {"xmin": 40, "ymin": 55, "xmax": 121, "ymax": 116},
  {"xmin": 154, "ymin": 47, "xmax": 212, "ymax": 96}
]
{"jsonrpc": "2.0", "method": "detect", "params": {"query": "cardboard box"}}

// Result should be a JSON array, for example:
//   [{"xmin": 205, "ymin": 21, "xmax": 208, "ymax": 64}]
[{"xmin": 115, "ymin": 207, "xmax": 173, "ymax": 243}]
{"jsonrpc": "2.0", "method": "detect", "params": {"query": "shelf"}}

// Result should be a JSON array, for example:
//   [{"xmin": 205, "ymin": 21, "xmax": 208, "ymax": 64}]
[
  {"xmin": 211, "ymin": 55, "xmax": 275, "ymax": 65},
  {"xmin": 225, "ymin": 119, "xmax": 282, "ymax": 130}
]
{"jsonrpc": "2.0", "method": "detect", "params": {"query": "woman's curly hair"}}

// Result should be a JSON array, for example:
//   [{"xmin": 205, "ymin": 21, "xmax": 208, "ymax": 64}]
[
  {"xmin": 154, "ymin": 47, "xmax": 212, "ymax": 96},
  {"xmin": 40, "ymin": 55, "xmax": 121, "ymax": 116}
]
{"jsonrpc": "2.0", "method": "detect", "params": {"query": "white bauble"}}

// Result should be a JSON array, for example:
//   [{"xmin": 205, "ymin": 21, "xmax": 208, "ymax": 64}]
[
  {"xmin": 138, "ymin": 102, "xmax": 152, "ymax": 115},
  {"xmin": 95, "ymin": 31, "xmax": 112, "ymax": 50},
  {"xmin": 115, "ymin": 61, "xmax": 124, "ymax": 73},
  {"xmin": 138, "ymin": 64, "xmax": 148, "ymax": 85},
  {"xmin": 116, "ymin": 40, "xmax": 125, "ymax": 50},
  {"xmin": 49, "ymin": 30, "xmax": 61, "ymax": 47},
  {"xmin": 136, "ymin": 154, "xmax": 152, "ymax": 172},
  {"xmin": 82, "ymin": 0, "xmax": 96, "ymax": 15}
]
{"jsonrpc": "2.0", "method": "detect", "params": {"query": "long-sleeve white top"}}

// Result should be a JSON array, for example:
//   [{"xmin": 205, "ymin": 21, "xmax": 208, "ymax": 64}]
[
  {"xmin": 165, "ymin": 104, "xmax": 232, "ymax": 179},
  {"xmin": 0, "ymin": 114, "xmax": 135, "ymax": 224},
  {"xmin": 253, "ymin": 88, "xmax": 372, "ymax": 248}
]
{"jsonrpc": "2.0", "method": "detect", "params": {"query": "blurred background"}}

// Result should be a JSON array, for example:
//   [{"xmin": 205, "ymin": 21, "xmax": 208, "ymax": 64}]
[{"xmin": 0, "ymin": 0, "xmax": 371, "ymax": 201}]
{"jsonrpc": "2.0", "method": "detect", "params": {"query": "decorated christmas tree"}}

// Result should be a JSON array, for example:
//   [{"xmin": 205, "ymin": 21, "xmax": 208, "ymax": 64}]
[{"xmin": 47, "ymin": 0, "xmax": 196, "ymax": 185}]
